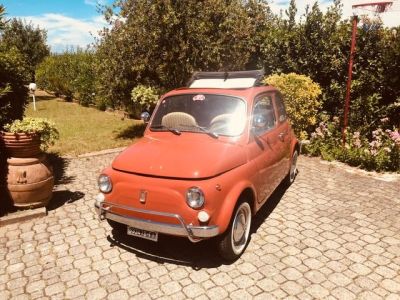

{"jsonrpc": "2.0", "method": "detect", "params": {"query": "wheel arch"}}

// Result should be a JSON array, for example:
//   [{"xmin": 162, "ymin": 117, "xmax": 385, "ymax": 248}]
[{"xmin": 214, "ymin": 182, "xmax": 257, "ymax": 235}]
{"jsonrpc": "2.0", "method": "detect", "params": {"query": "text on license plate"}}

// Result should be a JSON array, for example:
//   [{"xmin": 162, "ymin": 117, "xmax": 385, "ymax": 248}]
[{"xmin": 127, "ymin": 226, "xmax": 158, "ymax": 242}]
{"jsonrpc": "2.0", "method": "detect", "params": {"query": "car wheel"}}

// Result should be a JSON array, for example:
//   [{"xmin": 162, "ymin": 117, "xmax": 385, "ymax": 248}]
[
  {"xmin": 285, "ymin": 150, "xmax": 298, "ymax": 185},
  {"xmin": 107, "ymin": 219, "xmax": 127, "ymax": 234},
  {"xmin": 218, "ymin": 201, "xmax": 252, "ymax": 261}
]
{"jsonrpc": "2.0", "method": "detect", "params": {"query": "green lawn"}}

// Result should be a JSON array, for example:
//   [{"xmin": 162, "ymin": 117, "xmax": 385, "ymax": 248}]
[{"xmin": 26, "ymin": 93, "xmax": 145, "ymax": 156}]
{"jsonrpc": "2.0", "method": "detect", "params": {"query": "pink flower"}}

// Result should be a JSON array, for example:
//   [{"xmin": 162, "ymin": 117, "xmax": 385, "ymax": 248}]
[
  {"xmin": 380, "ymin": 117, "xmax": 389, "ymax": 124},
  {"xmin": 353, "ymin": 139, "xmax": 362, "ymax": 148},
  {"xmin": 388, "ymin": 130, "xmax": 400, "ymax": 146},
  {"xmin": 384, "ymin": 147, "xmax": 391, "ymax": 153}
]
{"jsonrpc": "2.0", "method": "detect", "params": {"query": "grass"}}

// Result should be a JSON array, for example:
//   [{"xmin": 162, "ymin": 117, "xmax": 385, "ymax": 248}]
[{"xmin": 26, "ymin": 92, "xmax": 145, "ymax": 156}]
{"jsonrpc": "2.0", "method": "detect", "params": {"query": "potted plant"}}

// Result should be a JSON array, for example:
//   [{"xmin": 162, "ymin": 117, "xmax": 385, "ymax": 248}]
[
  {"xmin": 1, "ymin": 117, "xmax": 59, "ymax": 157},
  {"xmin": 1, "ymin": 117, "xmax": 59, "ymax": 208}
]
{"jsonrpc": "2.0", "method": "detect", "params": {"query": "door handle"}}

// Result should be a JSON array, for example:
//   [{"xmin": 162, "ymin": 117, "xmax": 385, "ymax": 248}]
[{"xmin": 278, "ymin": 131, "xmax": 287, "ymax": 141}]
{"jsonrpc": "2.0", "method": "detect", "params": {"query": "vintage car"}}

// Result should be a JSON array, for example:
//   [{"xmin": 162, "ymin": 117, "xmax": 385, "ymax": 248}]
[{"xmin": 95, "ymin": 70, "xmax": 299, "ymax": 260}]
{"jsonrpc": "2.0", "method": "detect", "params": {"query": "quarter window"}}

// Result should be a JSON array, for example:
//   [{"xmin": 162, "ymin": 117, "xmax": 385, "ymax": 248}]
[
  {"xmin": 275, "ymin": 93, "xmax": 287, "ymax": 123},
  {"xmin": 253, "ymin": 95, "xmax": 276, "ymax": 134}
]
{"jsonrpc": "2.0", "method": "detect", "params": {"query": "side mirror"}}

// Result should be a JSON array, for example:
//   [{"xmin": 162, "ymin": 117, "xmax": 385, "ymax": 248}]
[
  {"xmin": 140, "ymin": 112, "xmax": 150, "ymax": 123},
  {"xmin": 253, "ymin": 115, "xmax": 267, "ymax": 129}
]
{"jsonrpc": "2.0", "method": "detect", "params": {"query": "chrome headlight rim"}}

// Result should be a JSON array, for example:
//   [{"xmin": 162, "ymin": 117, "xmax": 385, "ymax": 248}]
[
  {"xmin": 98, "ymin": 174, "xmax": 112, "ymax": 193},
  {"xmin": 186, "ymin": 186, "xmax": 205, "ymax": 209}
]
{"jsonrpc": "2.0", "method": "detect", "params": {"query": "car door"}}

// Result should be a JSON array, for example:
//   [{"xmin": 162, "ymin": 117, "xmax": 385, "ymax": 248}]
[
  {"xmin": 273, "ymin": 92, "xmax": 292, "ymax": 182},
  {"xmin": 248, "ymin": 93, "xmax": 283, "ymax": 204}
]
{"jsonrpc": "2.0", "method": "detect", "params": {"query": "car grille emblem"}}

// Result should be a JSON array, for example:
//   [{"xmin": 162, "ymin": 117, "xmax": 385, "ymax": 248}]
[{"xmin": 139, "ymin": 190, "xmax": 147, "ymax": 204}]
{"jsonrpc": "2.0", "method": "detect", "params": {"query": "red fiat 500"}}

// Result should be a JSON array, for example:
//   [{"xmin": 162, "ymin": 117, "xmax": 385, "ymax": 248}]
[{"xmin": 95, "ymin": 70, "xmax": 299, "ymax": 260}]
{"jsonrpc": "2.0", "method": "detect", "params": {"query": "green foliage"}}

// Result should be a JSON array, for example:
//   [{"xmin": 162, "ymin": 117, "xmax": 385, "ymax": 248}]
[
  {"xmin": 264, "ymin": 73, "xmax": 322, "ymax": 139},
  {"xmin": 36, "ymin": 50, "xmax": 96, "ymax": 105},
  {"xmin": 4, "ymin": 117, "xmax": 59, "ymax": 151},
  {"xmin": 131, "ymin": 85, "xmax": 158, "ymax": 108},
  {"xmin": 95, "ymin": 0, "xmax": 272, "ymax": 110},
  {"xmin": 0, "ymin": 5, "xmax": 6, "ymax": 31},
  {"xmin": 0, "ymin": 6, "xmax": 29, "ymax": 128},
  {"xmin": 1, "ymin": 18, "xmax": 49, "ymax": 81},
  {"xmin": 0, "ymin": 45, "xmax": 29, "ymax": 128},
  {"xmin": 305, "ymin": 116, "xmax": 400, "ymax": 172}
]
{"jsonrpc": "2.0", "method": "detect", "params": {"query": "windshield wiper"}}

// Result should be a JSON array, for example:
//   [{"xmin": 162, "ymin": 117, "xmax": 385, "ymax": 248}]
[
  {"xmin": 179, "ymin": 124, "xmax": 219, "ymax": 139},
  {"xmin": 150, "ymin": 125, "xmax": 181, "ymax": 135}
]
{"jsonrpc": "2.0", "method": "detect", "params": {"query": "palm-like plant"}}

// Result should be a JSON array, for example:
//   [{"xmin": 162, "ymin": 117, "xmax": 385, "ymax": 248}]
[{"xmin": 0, "ymin": 5, "xmax": 6, "ymax": 30}]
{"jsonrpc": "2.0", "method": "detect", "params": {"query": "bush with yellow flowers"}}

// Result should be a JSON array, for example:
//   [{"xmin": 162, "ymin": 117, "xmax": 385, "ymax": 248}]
[{"xmin": 264, "ymin": 73, "xmax": 322, "ymax": 140}]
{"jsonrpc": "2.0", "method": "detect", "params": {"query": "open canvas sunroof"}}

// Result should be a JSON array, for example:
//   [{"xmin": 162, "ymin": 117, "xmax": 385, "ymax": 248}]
[{"xmin": 188, "ymin": 69, "xmax": 265, "ymax": 89}]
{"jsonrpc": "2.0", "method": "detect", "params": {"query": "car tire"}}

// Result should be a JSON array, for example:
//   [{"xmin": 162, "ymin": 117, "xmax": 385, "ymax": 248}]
[
  {"xmin": 107, "ymin": 219, "xmax": 127, "ymax": 234},
  {"xmin": 218, "ymin": 200, "xmax": 252, "ymax": 261},
  {"xmin": 285, "ymin": 149, "xmax": 298, "ymax": 186}
]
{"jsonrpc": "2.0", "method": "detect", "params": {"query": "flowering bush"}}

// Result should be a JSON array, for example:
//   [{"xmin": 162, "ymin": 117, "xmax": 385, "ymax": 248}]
[
  {"xmin": 264, "ymin": 73, "xmax": 322, "ymax": 140},
  {"xmin": 131, "ymin": 85, "xmax": 159, "ymax": 109},
  {"xmin": 305, "ymin": 116, "xmax": 400, "ymax": 172}
]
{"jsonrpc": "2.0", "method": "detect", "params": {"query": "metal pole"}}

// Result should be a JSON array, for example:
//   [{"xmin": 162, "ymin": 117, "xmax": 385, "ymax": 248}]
[
  {"xmin": 32, "ymin": 94, "xmax": 36, "ymax": 111},
  {"xmin": 342, "ymin": 15, "xmax": 358, "ymax": 146}
]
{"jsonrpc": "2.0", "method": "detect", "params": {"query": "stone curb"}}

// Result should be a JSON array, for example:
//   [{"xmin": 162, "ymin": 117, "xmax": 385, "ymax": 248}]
[
  {"xmin": 62, "ymin": 147, "xmax": 126, "ymax": 159},
  {"xmin": 0, "ymin": 206, "xmax": 47, "ymax": 226}
]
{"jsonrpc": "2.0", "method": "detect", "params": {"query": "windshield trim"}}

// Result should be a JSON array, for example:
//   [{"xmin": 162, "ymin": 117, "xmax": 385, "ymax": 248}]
[{"xmin": 149, "ymin": 93, "xmax": 247, "ymax": 137}]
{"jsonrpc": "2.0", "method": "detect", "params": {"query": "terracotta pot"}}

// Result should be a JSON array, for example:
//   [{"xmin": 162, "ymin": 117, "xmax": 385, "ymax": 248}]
[
  {"xmin": 1, "ymin": 131, "xmax": 42, "ymax": 158},
  {"xmin": 7, "ymin": 155, "xmax": 54, "ymax": 208}
]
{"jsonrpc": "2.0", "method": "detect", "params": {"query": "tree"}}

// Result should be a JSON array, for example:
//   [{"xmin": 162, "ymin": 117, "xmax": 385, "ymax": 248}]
[
  {"xmin": 0, "ymin": 5, "xmax": 29, "ymax": 128},
  {"xmin": 36, "ymin": 49, "xmax": 96, "ymax": 106},
  {"xmin": 1, "ymin": 18, "xmax": 50, "ymax": 81},
  {"xmin": 0, "ymin": 5, "xmax": 6, "ymax": 30},
  {"xmin": 95, "ymin": 0, "xmax": 272, "ymax": 110}
]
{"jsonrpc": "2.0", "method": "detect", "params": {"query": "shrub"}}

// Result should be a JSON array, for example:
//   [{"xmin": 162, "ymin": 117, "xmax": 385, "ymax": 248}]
[
  {"xmin": 4, "ymin": 117, "xmax": 59, "ymax": 151},
  {"xmin": 130, "ymin": 85, "xmax": 159, "ymax": 117},
  {"xmin": 0, "ymin": 46, "xmax": 29, "ymax": 128},
  {"xmin": 36, "ymin": 54, "xmax": 73, "ymax": 99},
  {"xmin": 36, "ymin": 50, "xmax": 96, "ymax": 105},
  {"xmin": 304, "ymin": 116, "xmax": 400, "ymax": 172},
  {"xmin": 264, "ymin": 73, "xmax": 322, "ymax": 140}
]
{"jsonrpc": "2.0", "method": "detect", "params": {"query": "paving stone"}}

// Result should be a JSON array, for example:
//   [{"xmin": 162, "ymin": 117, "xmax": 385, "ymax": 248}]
[
  {"xmin": 65, "ymin": 284, "xmax": 87, "ymax": 298},
  {"xmin": 161, "ymin": 281, "xmax": 181, "ymax": 296},
  {"xmin": 183, "ymin": 283, "xmax": 205, "ymax": 298},
  {"xmin": 0, "ymin": 153, "xmax": 399, "ymax": 299}
]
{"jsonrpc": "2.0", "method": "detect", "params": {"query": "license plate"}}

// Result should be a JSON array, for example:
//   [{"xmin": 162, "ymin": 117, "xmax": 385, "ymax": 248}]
[{"xmin": 127, "ymin": 226, "xmax": 158, "ymax": 242}]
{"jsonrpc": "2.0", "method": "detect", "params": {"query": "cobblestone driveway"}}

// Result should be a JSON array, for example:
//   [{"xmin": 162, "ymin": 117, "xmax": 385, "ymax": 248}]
[{"xmin": 1, "ymin": 152, "xmax": 399, "ymax": 299}]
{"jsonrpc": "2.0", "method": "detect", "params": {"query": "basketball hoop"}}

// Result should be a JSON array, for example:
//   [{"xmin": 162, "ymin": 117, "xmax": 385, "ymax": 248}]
[{"xmin": 342, "ymin": 0, "xmax": 394, "ymax": 145}]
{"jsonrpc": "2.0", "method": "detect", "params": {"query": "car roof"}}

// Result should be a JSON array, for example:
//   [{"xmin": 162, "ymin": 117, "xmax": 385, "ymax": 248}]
[{"xmin": 163, "ymin": 86, "xmax": 278, "ymax": 100}]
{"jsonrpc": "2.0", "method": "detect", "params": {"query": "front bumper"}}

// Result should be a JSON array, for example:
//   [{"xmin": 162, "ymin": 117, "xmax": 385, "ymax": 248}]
[{"xmin": 95, "ymin": 201, "xmax": 219, "ymax": 242}]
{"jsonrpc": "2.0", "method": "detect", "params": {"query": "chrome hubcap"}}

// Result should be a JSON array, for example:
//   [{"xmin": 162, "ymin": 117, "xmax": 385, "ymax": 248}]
[
  {"xmin": 290, "ymin": 151, "xmax": 298, "ymax": 182},
  {"xmin": 231, "ymin": 202, "xmax": 251, "ymax": 254},
  {"xmin": 233, "ymin": 212, "xmax": 246, "ymax": 242}
]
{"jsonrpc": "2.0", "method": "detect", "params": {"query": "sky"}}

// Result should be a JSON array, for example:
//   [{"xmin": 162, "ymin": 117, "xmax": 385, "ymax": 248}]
[{"xmin": 1, "ymin": 0, "xmax": 399, "ymax": 53}]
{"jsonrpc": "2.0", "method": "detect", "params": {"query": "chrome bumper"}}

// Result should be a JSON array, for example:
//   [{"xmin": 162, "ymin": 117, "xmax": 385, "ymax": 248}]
[{"xmin": 94, "ymin": 201, "xmax": 219, "ymax": 242}]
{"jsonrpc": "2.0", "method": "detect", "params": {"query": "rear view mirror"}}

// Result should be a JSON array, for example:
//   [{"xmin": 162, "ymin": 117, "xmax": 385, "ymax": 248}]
[{"xmin": 140, "ymin": 112, "xmax": 150, "ymax": 123}]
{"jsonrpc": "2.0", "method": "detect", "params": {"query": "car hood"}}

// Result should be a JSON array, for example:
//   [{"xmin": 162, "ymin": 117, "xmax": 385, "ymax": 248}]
[{"xmin": 112, "ymin": 134, "xmax": 246, "ymax": 179}]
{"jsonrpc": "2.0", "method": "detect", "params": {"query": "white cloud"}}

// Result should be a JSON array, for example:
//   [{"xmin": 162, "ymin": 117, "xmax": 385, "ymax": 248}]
[
  {"xmin": 84, "ymin": 0, "xmax": 107, "ymax": 7},
  {"xmin": 269, "ymin": 0, "xmax": 400, "ymax": 27},
  {"xmin": 17, "ymin": 13, "xmax": 108, "ymax": 53}
]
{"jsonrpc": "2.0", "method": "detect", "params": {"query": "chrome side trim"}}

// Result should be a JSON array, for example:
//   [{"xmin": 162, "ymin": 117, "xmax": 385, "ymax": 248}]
[{"xmin": 95, "ymin": 202, "xmax": 219, "ymax": 242}]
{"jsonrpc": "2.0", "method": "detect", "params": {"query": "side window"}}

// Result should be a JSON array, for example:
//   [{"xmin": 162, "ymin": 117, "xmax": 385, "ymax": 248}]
[
  {"xmin": 275, "ymin": 92, "xmax": 287, "ymax": 123},
  {"xmin": 253, "ymin": 95, "xmax": 276, "ymax": 134}
]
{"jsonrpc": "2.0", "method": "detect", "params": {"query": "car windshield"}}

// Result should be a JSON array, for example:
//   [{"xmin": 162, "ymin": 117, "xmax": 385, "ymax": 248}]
[{"xmin": 150, "ymin": 94, "xmax": 246, "ymax": 136}]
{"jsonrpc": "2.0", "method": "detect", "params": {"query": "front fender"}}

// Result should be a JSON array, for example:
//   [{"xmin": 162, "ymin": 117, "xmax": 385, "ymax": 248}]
[{"xmin": 213, "ymin": 180, "xmax": 256, "ymax": 235}]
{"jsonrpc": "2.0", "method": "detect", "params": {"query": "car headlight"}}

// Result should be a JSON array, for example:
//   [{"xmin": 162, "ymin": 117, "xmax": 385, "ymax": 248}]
[
  {"xmin": 186, "ymin": 187, "xmax": 205, "ymax": 209},
  {"xmin": 98, "ymin": 174, "xmax": 112, "ymax": 193}
]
